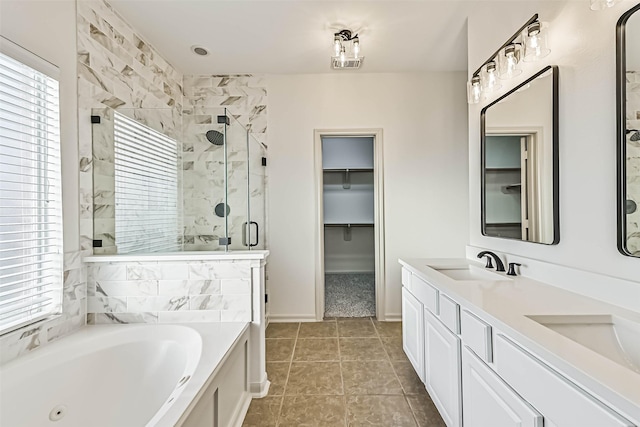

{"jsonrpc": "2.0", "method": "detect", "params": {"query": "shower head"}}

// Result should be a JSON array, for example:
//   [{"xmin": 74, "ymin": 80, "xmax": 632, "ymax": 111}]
[
  {"xmin": 627, "ymin": 129, "xmax": 640, "ymax": 142},
  {"xmin": 205, "ymin": 130, "xmax": 224, "ymax": 146}
]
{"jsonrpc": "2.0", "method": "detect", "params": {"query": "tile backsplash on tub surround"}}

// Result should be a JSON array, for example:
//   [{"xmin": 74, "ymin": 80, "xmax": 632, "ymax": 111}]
[
  {"xmin": 86, "ymin": 260, "xmax": 253, "ymax": 324},
  {"xmin": 0, "ymin": 250, "xmax": 89, "ymax": 365}
]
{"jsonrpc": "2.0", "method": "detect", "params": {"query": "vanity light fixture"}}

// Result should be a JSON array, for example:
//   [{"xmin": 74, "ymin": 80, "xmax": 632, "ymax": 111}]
[
  {"xmin": 523, "ymin": 22, "xmax": 551, "ymax": 62},
  {"xmin": 467, "ymin": 76, "xmax": 482, "ymax": 104},
  {"xmin": 466, "ymin": 14, "xmax": 550, "ymax": 104},
  {"xmin": 331, "ymin": 29, "xmax": 364, "ymax": 70},
  {"xmin": 481, "ymin": 61, "xmax": 502, "ymax": 92},
  {"xmin": 498, "ymin": 44, "xmax": 523, "ymax": 79},
  {"xmin": 590, "ymin": 0, "xmax": 622, "ymax": 10}
]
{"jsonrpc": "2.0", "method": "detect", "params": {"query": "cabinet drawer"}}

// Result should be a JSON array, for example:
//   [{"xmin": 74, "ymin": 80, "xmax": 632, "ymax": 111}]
[
  {"xmin": 439, "ymin": 294, "xmax": 460, "ymax": 334},
  {"xmin": 411, "ymin": 275, "xmax": 438, "ymax": 314},
  {"xmin": 401, "ymin": 267, "xmax": 411, "ymax": 287},
  {"xmin": 495, "ymin": 334, "xmax": 634, "ymax": 427},
  {"xmin": 461, "ymin": 310, "xmax": 492, "ymax": 363},
  {"xmin": 462, "ymin": 346, "xmax": 543, "ymax": 427}
]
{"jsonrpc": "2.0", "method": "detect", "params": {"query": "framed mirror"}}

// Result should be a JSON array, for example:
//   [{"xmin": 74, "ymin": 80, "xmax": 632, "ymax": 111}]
[
  {"xmin": 617, "ymin": 4, "xmax": 640, "ymax": 257},
  {"xmin": 481, "ymin": 65, "xmax": 559, "ymax": 244}
]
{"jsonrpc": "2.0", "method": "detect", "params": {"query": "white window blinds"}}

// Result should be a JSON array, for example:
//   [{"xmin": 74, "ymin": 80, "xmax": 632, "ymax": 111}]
[
  {"xmin": 114, "ymin": 112, "xmax": 180, "ymax": 253},
  {"xmin": 0, "ymin": 39, "xmax": 63, "ymax": 334}
]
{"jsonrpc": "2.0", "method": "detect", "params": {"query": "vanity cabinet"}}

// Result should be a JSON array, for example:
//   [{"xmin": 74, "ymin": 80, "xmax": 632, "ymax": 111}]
[
  {"xmin": 462, "ymin": 345, "xmax": 543, "ymax": 427},
  {"xmin": 402, "ymin": 287, "xmax": 424, "ymax": 381},
  {"xmin": 399, "ymin": 265, "xmax": 637, "ymax": 427},
  {"xmin": 494, "ymin": 335, "xmax": 635, "ymax": 427},
  {"xmin": 424, "ymin": 309, "xmax": 462, "ymax": 427}
]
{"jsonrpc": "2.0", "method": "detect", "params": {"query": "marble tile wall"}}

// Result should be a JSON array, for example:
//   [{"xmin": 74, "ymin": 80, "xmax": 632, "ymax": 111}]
[
  {"xmin": 77, "ymin": 0, "xmax": 184, "ymax": 252},
  {"xmin": 182, "ymin": 75, "xmax": 268, "ymax": 250},
  {"xmin": 0, "ymin": 250, "xmax": 89, "ymax": 365},
  {"xmin": 86, "ymin": 260, "xmax": 254, "ymax": 323},
  {"xmin": 92, "ymin": 107, "xmax": 183, "ymax": 254},
  {"xmin": 626, "ymin": 71, "xmax": 640, "ymax": 255}
]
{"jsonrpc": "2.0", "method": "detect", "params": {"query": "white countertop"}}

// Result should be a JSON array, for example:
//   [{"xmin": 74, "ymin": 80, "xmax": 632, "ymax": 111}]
[
  {"xmin": 399, "ymin": 258, "xmax": 640, "ymax": 423},
  {"xmin": 84, "ymin": 250, "xmax": 269, "ymax": 263}
]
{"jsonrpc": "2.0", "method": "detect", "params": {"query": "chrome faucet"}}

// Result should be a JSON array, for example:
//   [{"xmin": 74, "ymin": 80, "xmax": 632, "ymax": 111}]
[{"xmin": 477, "ymin": 251, "xmax": 506, "ymax": 272}]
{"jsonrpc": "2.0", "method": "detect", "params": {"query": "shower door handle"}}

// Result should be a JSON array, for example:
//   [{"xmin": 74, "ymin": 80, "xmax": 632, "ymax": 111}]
[
  {"xmin": 249, "ymin": 221, "xmax": 259, "ymax": 247},
  {"xmin": 242, "ymin": 221, "xmax": 259, "ymax": 247}
]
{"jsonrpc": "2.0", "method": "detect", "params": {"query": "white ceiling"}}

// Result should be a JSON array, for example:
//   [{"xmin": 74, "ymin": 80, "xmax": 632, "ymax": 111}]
[{"xmin": 105, "ymin": 0, "xmax": 486, "ymax": 75}]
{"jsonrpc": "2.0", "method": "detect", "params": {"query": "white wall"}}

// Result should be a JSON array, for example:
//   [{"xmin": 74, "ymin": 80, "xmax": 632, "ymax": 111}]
[
  {"xmin": 0, "ymin": 0, "xmax": 79, "ymax": 252},
  {"xmin": 467, "ymin": 3, "xmax": 640, "ymax": 291},
  {"xmin": 267, "ymin": 72, "xmax": 469, "ymax": 320}
]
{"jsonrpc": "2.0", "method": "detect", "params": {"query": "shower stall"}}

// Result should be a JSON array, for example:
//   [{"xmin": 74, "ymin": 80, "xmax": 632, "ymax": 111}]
[{"xmin": 90, "ymin": 107, "xmax": 266, "ymax": 254}]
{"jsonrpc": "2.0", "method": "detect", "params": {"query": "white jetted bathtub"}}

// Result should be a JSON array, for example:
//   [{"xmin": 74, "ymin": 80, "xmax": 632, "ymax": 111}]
[{"xmin": 0, "ymin": 322, "xmax": 251, "ymax": 427}]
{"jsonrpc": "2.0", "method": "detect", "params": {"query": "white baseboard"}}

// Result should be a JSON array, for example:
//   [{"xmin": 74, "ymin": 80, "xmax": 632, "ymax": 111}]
[
  {"xmin": 250, "ymin": 378, "xmax": 270, "ymax": 398},
  {"xmin": 268, "ymin": 314, "xmax": 317, "ymax": 323},
  {"xmin": 383, "ymin": 313, "xmax": 401, "ymax": 322},
  {"xmin": 324, "ymin": 270, "xmax": 376, "ymax": 274}
]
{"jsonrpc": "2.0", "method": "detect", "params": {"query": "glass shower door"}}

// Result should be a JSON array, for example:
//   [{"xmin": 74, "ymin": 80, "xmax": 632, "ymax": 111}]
[
  {"xmin": 248, "ymin": 132, "xmax": 266, "ymax": 250},
  {"xmin": 224, "ymin": 115, "xmax": 249, "ymax": 250}
]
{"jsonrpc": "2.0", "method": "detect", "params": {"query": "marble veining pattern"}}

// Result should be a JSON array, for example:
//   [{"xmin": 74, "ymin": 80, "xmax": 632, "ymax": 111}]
[
  {"xmin": 182, "ymin": 75, "xmax": 267, "ymax": 251},
  {"xmin": 0, "ymin": 250, "xmax": 89, "ymax": 365},
  {"xmin": 77, "ymin": 0, "xmax": 184, "ymax": 252},
  {"xmin": 86, "ymin": 260, "xmax": 255, "ymax": 324},
  {"xmin": 626, "ymin": 72, "xmax": 640, "ymax": 255}
]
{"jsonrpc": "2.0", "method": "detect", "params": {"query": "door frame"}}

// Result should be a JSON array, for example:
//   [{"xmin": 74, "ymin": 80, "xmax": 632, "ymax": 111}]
[{"xmin": 313, "ymin": 129, "xmax": 386, "ymax": 321}]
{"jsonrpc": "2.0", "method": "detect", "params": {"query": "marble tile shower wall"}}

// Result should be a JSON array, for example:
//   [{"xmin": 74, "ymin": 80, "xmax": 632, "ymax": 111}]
[
  {"xmin": 86, "ymin": 260, "xmax": 253, "ymax": 324},
  {"xmin": 182, "ymin": 75, "xmax": 267, "ymax": 250},
  {"xmin": 76, "ymin": 0, "xmax": 184, "ymax": 252},
  {"xmin": 626, "ymin": 71, "xmax": 640, "ymax": 255},
  {"xmin": 92, "ymin": 107, "xmax": 183, "ymax": 254},
  {"xmin": 0, "ymin": 251, "xmax": 89, "ymax": 364}
]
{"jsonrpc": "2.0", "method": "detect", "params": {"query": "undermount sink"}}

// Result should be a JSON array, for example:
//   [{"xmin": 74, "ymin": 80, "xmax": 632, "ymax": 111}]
[
  {"xmin": 527, "ymin": 314, "xmax": 640, "ymax": 373},
  {"xmin": 431, "ymin": 264, "xmax": 509, "ymax": 281}
]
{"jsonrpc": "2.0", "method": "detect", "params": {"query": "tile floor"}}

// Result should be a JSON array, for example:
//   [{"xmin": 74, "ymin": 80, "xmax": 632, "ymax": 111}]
[{"xmin": 242, "ymin": 318, "xmax": 446, "ymax": 427}]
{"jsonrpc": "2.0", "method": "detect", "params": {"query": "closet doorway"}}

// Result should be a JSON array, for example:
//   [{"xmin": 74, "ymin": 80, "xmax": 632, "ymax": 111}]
[{"xmin": 314, "ymin": 130, "xmax": 385, "ymax": 320}]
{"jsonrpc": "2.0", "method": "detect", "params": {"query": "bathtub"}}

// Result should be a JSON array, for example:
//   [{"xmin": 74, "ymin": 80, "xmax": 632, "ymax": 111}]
[{"xmin": 0, "ymin": 322, "xmax": 251, "ymax": 427}]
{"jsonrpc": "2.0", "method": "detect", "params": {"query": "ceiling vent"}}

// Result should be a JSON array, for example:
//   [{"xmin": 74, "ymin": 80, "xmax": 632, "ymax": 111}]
[{"xmin": 331, "ymin": 57, "xmax": 364, "ymax": 70}]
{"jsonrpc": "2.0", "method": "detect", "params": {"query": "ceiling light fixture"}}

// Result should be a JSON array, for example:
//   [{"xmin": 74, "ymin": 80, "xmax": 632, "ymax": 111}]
[
  {"xmin": 331, "ymin": 29, "xmax": 364, "ymax": 70},
  {"xmin": 466, "ymin": 14, "xmax": 550, "ymax": 104}
]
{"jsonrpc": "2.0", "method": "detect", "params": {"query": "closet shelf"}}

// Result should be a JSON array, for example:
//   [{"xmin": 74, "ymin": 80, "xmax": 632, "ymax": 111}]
[
  {"xmin": 485, "ymin": 167, "xmax": 521, "ymax": 172},
  {"xmin": 323, "ymin": 168, "xmax": 374, "ymax": 172},
  {"xmin": 324, "ymin": 223, "xmax": 374, "ymax": 227}
]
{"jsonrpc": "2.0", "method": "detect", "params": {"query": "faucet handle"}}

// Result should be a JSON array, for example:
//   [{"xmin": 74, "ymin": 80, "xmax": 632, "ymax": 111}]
[
  {"xmin": 482, "ymin": 256, "xmax": 494, "ymax": 269},
  {"xmin": 507, "ymin": 263, "xmax": 521, "ymax": 276}
]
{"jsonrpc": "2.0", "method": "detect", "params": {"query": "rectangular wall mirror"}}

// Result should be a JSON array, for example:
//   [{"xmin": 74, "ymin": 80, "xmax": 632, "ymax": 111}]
[
  {"xmin": 617, "ymin": 4, "xmax": 640, "ymax": 257},
  {"xmin": 481, "ymin": 65, "xmax": 559, "ymax": 244}
]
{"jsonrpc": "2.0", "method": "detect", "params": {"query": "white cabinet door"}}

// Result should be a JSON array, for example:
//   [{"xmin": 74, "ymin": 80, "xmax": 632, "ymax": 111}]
[
  {"xmin": 402, "ymin": 287, "xmax": 424, "ymax": 381},
  {"xmin": 462, "ymin": 346, "xmax": 543, "ymax": 427},
  {"xmin": 424, "ymin": 309, "xmax": 462, "ymax": 427}
]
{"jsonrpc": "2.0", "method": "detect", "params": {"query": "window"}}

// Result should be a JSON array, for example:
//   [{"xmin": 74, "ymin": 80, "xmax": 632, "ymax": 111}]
[
  {"xmin": 114, "ymin": 112, "xmax": 180, "ymax": 253},
  {"xmin": 0, "ymin": 37, "xmax": 63, "ymax": 334}
]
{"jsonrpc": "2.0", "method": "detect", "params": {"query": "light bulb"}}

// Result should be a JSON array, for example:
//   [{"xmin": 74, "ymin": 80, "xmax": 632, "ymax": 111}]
[
  {"xmin": 467, "ymin": 76, "xmax": 482, "ymax": 104},
  {"xmin": 480, "ymin": 61, "xmax": 502, "ymax": 93},
  {"xmin": 334, "ymin": 37, "xmax": 341, "ymax": 57},
  {"xmin": 499, "ymin": 44, "xmax": 522, "ymax": 79},
  {"xmin": 486, "ymin": 62, "xmax": 497, "ymax": 88},
  {"xmin": 353, "ymin": 38, "xmax": 360, "ymax": 59},
  {"xmin": 524, "ymin": 22, "xmax": 550, "ymax": 62},
  {"xmin": 340, "ymin": 46, "xmax": 346, "ymax": 67}
]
